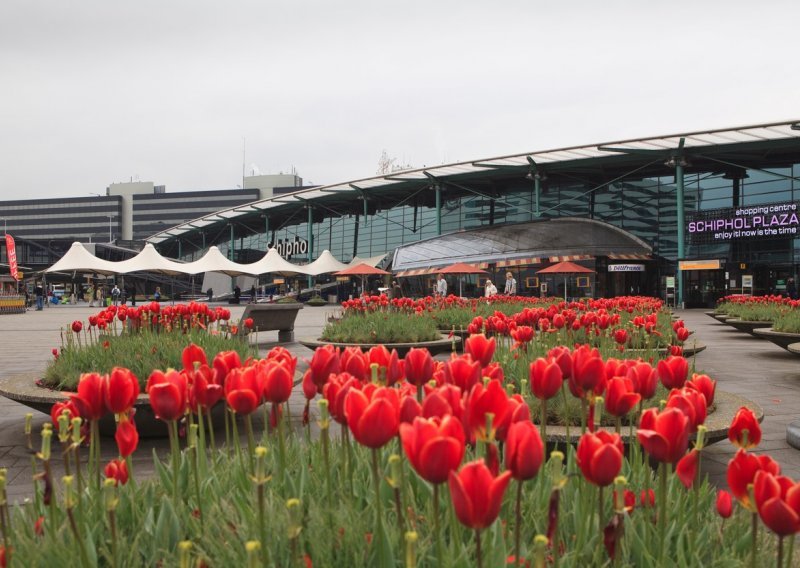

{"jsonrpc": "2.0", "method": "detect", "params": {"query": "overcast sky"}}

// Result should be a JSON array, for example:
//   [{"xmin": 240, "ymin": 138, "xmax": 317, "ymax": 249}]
[{"xmin": 1, "ymin": 0, "xmax": 798, "ymax": 199}]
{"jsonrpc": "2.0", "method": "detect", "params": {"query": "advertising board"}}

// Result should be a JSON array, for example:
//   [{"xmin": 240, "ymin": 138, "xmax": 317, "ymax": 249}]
[{"xmin": 687, "ymin": 201, "xmax": 799, "ymax": 244}]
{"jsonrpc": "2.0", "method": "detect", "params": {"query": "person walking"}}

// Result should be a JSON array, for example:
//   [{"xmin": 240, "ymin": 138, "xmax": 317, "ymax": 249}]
[
  {"xmin": 391, "ymin": 280, "xmax": 403, "ymax": 299},
  {"xmin": 436, "ymin": 274, "xmax": 448, "ymax": 297},
  {"xmin": 787, "ymin": 277, "xmax": 797, "ymax": 300},
  {"xmin": 111, "ymin": 284, "xmax": 121, "ymax": 306},
  {"xmin": 87, "ymin": 284, "xmax": 95, "ymax": 307},
  {"xmin": 504, "ymin": 271, "xmax": 517, "ymax": 295},
  {"xmin": 154, "ymin": 286, "xmax": 162, "ymax": 302},
  {"xmin": 34, "ymin": 282, "xmax": 44, "ymax": 311},
  {"xmin": 485, "ymin": 279, "xmax": 497, "ymax": 298},
  {"xmin": 249, "ymin": 284, "xmax": 257, "ymax": 304}
]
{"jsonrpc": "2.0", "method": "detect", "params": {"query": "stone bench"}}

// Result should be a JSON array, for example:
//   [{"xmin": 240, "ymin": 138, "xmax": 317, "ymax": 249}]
[{"xmin": 239, "ymin": 303, "xmax": 303, "ymax": 342}]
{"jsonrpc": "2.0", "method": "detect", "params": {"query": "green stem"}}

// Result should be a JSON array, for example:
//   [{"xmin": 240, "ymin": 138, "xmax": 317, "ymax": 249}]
[
  {"xmin": 258, "ymin": 484, "xmax": 269, "ymax": 568},
  {"xmin": 277, "ymin": 405, "xmax": 287, "ymax": 485},
  {"xmin": 514, "ymin": 480, "xmax": 523, "ymax": 567},
  {"xmin": 433, "ymin": 483, "xmax": 443, "ymax": 568},
  {"xmin": 777, "ymin": 536, "xmax": 783, "ymax": 568},
  {"xmin": 371, "ymin": 448, "xmax": 383, "ymax": 523},
  {"xmin": 785, "ymin": 534, "xmax": 794, "ymax": 568},
  {"xmin": 751, "ymin": 512, "xmax": 758, "ymax": 568},
  {"xmin": 91, "ymin": 420, "xmax": 101, "ymax": 491},
  {"xmin": 192, "ymin": 446, "xmax": 204, "ymax": 535},
  {"xmin": 197, "ymin": 409, "xmax": 207, "ymax": 477},
  {"xmin": 206, "ymin": 408, "xmax": 216, "ymax": 452},
  {"xmin": 67, "ymin": 507, "xmax": 92, "ymax": 568},
  {"xmin": 598, "ymin": 485, "xmax": 604, "ymax": 537},
  {"xmin": 659, "ymin": 462, "xmax": 667, "ymax": 562},
  {"xmin": 475, "ymin": 529, "xmax": 483, "ymax": 568},
  {"xmin": 231, "ymin": 410, "xmax": 241, "ymax": 461},
  {"xmin": 541, "ymin": 398, "xmax": 547, "ymax": 447},
  {"xmin": 109, "ymin": 509, "xmax": 118, "ymax": 568},
  {"xmin": 245, "ymin": 414, "xmax": 255, "ymax": 472},
  {"xmin": 169, "ymin": 420, "xmax": 180, "ymax": 503},
  {"xmin": 561, "ymin": 386, "xmax": 570, "ymax": 448},
  {"xmin": 321, "ymin": 424, "xmax": 332, "ymax": 506}
]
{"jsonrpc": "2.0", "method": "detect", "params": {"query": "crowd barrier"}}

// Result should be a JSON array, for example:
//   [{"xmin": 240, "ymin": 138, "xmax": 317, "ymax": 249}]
[{"xmin": 0, "ymin": 294, "xmax": 26, "ymax": 314}]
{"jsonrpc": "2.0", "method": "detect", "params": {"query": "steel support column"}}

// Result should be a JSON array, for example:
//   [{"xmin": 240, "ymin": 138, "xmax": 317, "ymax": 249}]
[
  {"xmin": 307, "ymin": 206, "xmax": 313, "ymax": 287},
  {"xmin": 534, "ymin": 175, "xmax": 541, "ymax": 217},
  {"xmin": 229, "ymin": 224, "xmax": 234, "ymax": 260},
  {"xmin": 676, "ymin": 162, "xmax": 685, "ymax": 307},
  {"xmin": 177, "ymin": 239, "xmax": 182, "ymax": 259},
  {"xmin": 435, "ymin": 184, "xmax": 442, "ymax": 235}
]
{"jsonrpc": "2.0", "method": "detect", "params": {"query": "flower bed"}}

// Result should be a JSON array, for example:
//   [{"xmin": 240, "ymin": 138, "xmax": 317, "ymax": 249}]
[
  {"xmin": 2, "ymin": 320, "xmax": 788, "ymax": 567},
  {"xmin": 42, "ymin": 303, "xmax": 253, "ymax": 391}
]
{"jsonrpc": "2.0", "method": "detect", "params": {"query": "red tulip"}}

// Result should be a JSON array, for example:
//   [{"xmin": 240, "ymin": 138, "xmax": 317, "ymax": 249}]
[
  {"xmin": 613, "ymin": 329, "xmax": 628, "ymax": 345},
  {"xmin": 504, "ymin": 421, "xmax": 544, "ymax": 481},
  {"xmin": 189, "ymin": 365, "xmax": 224, "ymax": 410},
  {"xmin": 753, "ymin": 471, "xmax": 800, "ymax": 536},
  {"xmin": 51, "ymin": 399, "xmax": 80, "ymax": 428},
  {"xmin": 323, "ymin": 372, "xmax": 362, "ymax": 425},
  {"xmin": 465, "ymin": 334, "xmax": 496, "ymax": 367},
  {"xmin": 69, "ymin": 372, "xmax": 107, "ymax": 421},
  {"xmin": 636, "ymin": 407, "xmax": 690, "ymax": 464},
  {"xmin": 308, "ymin": 344, "xmax": 340, "ymax": 389},
  {"xmin": 640, "ymin": 489, "xmax": 655, "ymax": 508},
  {"xmin": 400, "ymin": 395, "xmax": 422, "ymax": 425},
  {"xmin": 657, "ymin": 356, "xmax": 688, "ymax": 389},
  {"xmin": 422, "ymin": 384, "xmax": 464, "ymax": 422},
  {"xmin": 675, "ymin": 327, "xmax": 690, "ymax": 342},
  {"xmin": 339, "ymin": 346, "xmax": 369, "ymax": 381},
  {"xmin": 265, "ymin": 346, "xmax": 297, "ymax": 376},
  {"xmin": 666, "ymin": 388, "xmax": 707, "ymax": 433},
  {"xmin": 302, "ymin": 370, "xmax": 317, "ymax": 400},
  {"xmin": 257, "ymin": 360, "xmax": 294, "ymax": 404},
  {"xmin": 104, "ymin": 367, "xmax": 140, "ymax": 415},
  {"xmin": 510, "ymin": 326, "xmax": 534, "ymax": 345},
  {"xmin": 448, "ymin": 460, "xmax": 512, "ymax": 530},
  {"xmin": 676, "ymin": 449, "xmax": 699, "ymax": 489},
  {"xmin": 147, "ymin": 369, "xmax": 188, "ymax": 421},
  {"xmin": 367, "ymin": 345, "xmax": 403, "ymax": 385},
  {"xmin": 104, "ymin": 458, "xmax": 129, "ymax": 486},
  {"xmin": 243, "ymin": 317, "xmax": 254, "ymax": 329},
  {"xmin": 529, "ymin": 358, "xmax": 563, "ymax": 400},
  {"xmin": 344, "ymin": 385, "xmax": 400, "ymax": 448},
  {"xmin": 443, "ymin": 355, "xmax": 482, "ymax": 392},
  {"xmin": 686, "ymin": 373, "xmax": 716, "ymax": 407},
  {"xmin": 224, "ymin": 367, "xmax": 261, "ymax": 415},
  {"xmin": 115, "ymin": 415, "xmax": 139, "ymax": 457},
  {"xmin": 577, "ymin": 430, "xmax": 623, "ymax": 487},
  {"xmin": 400, "ymin": 416, "xmax": 466, "ymax": 484},
  {"xmin": 569, "ymin": 346, "xmax": 606, "ymax": 398},
  {"xmin": 404, "ymin": 348, "xmax": 435, "ymax": 387},
  {"xmin": 465, "ymin": 379, "xmax": 510, "ymax": 443},
  {"xmin": 728, "ymin": 406, "xmax": 761, "ymax": 449},
  {"xmin": 548, "ymin": 346, "xmax": 573, "ymax": 379},
  {"xmin": 604, "ymin": 376, "xmax": 641, "ymax": 418},
  {"xmin": 181, "ymin": 343, "xmax": 208, "ymax": 372},
  {"xmin": 71, "ymin": 320, "xmax": 83, "ymax": 333},
  {"xmin": 716, "ymin": 490, "xmax": 733, "ymax": 518},
  {"xmin": 212, "ymin": 350, "xmax": 242, "ymax": 384},
  {"xmin": 626, "ymin": 361, "xmax": 658, "ymax": 400},
  {"xmin": 727, "ymin": 449, "xmax": 781, "ymax": 511}
]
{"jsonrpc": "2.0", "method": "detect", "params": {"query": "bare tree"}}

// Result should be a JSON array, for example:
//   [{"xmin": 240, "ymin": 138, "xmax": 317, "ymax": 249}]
[{"xmin": 376, "ymin": 150, "xmax": 396, "ymax": 175}]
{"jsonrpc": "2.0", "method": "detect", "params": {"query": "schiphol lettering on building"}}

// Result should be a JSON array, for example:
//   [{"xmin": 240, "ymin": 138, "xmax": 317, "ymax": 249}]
[
  {"xmin": 687, "ymin": 201, "xmax": 799, "ymax": 243},
  {"xmin": 269, "ymin": 237, "xmax": 308, "ymax": 258}
]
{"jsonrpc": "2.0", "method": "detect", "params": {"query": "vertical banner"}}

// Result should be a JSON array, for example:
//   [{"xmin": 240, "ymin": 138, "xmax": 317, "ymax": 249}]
[{"xmin": 5, "ymin": 234, "xmax": 18, "ymax": 281}]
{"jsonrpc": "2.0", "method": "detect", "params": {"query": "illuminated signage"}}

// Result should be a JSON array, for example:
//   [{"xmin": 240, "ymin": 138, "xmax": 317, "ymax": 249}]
[
  {"xmin": 687, "ymin": 201, "xmax": 799, "ymax": 243},
  {"xmin": 679, "ymin": 259, "xmax": 722, "ymax": 271}
]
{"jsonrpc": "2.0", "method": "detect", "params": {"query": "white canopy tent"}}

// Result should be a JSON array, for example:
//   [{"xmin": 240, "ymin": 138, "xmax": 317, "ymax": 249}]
[
  {"xmin": 348, "ymin": 253, "xmax": 387, "ymax": 269},
  {"xmin": 114, "ymin": 243, "xmax": 188, "ymax": 275},
  {"xmin": 246, "ymin": 247, "xmax": 311, "ymax": 276},
  {"xmin": 45, "ymin": 242, "xmax": 119, "ymax": 276},
  {"xmin": 303, "ymin": 249, "xmax": 349, "ymax": 276},
  {"xmin": 181, "ymin": 246, "xmax": 253, "ymax": 276}
]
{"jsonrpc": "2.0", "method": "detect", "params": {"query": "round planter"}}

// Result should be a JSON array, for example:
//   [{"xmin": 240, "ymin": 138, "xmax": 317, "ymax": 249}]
[
  {"xmin": 787, "ymin": 419, "xmax": 800, "ymax": 450},
  {"xmin": 724, "ymin": 319, "xmax": 773, "ymax": 337},
  {"xmin": 705, "ymin": 311, "xmax": 721, "ymax": 321},
  {"xmin": 753, "ymin": 328, "xmax": 800, "ymax": 351},
  {"xmin": 299, "ymin": 335, "xmax": 459, "ymax": 357},
  {"xmin": 624, "ymin": 342, "xmax": 707, "ymax": 358},
  {"xmin": 713, "ymin": 314, "xmax": 732, "ymax": 323},
  {"xmin": 786, "ymin": 342, "xmax": 800, "ymax": 356},
  {"xmin": 542, "ymin": 390, "xmax": 762, "ymax": 446}
]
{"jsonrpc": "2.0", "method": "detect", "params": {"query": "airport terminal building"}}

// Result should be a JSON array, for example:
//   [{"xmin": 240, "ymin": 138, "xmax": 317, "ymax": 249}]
[{"xmin": 145, "ymin": 121, "xmax": 800, "ymax": 307}]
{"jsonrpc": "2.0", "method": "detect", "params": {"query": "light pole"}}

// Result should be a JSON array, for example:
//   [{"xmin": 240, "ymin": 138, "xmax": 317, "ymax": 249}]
[{"xmin": 108, "ymin": 215, "xmax": 115, "ymax": 243}]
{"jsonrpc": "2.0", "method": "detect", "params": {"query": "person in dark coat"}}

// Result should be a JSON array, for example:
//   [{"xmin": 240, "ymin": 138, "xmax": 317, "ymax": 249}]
[{"xmin": 787, "ymin": 277, "xmax": 797, "ymax": 300}]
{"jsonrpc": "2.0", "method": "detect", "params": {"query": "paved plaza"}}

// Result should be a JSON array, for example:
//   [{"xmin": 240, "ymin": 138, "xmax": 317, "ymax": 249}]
[{"xmin": 0, "ymin": 303, "xmax": 798, "ymax": 502}]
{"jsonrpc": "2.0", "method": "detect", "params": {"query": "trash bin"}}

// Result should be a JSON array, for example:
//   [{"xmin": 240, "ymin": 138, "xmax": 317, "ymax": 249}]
[{"xmin": 328, "ymin": 294, "xmax": 338, "ymax": 304}]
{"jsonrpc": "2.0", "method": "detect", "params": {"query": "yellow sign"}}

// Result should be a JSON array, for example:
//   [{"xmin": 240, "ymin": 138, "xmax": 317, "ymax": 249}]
[
  {"xmin": 679, "ymin": 259, "xmax": 722, "ymax": 271},
  {"xmin": 16, "ymin": 272, "xmax": 22, "ymax": 280}
]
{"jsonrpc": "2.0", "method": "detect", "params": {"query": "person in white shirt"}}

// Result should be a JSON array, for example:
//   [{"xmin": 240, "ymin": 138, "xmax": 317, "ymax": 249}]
[
  {"xmin": 504, "ymin": 271, "xmax": 517, "ymax": 295},
  {"xmin": 436, "ymin": 274, "xmax": 447, "ymax": 297},
  {"xmin": 485, "ymin": 279, "xmax": 497, "ymax": 297}
]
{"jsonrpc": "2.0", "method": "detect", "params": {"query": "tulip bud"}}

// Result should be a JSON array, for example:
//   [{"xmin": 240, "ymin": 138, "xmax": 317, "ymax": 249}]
[
  {"xmin": 103, "ymin": 478, "xmax": 118, "ymax": 512},
  {"xmin": 245, "ymin": 541, "xmax": 261, "ymax": 568},
  {"xmin": 533, "ymin": 534, "xmax": 549, "ymax": 568},
  {"xmin": 483, "ymin": 376, "xmax": 490, "ymax": 386},
  {"xmin": 187, "ymin": 424, "xmax": 198, "ymax": 449},
  {"xmin": 317, "ymin": 399, "xmax": 330, "ymax": 430},
  {"xmin": 484, "ymin": 412, "xmax": 495, "ymax": 443},
  {"xmin": 387, "ymin": 454, "xmax": 403, "ymax": 489},
  {"xmin": 71, "ymin": 418, "xmax": 83, "ymax": 445},
  {"xmin": 519, "ymin": 379, "xmax": 528, "ymax": 399},
  {"xmin": 405, "ymin": 531, "xmax": 418, "ymax": 568},
  {"xmin": 613, "ymin": 476, "xmax": 628, "ymax": 513},
  {"xmin": 254, "ymin": 446, "xmax": 269, "ymax": 485},
  {"xmin": 505, "ymin": 384, "xmax": 516, "ymax": 396},
  {"xmin": 40, "ymin": 425, "xmax": 53, "ymax": 461},
  {"xmin": 57, "ymin": 413, "xmax": 71, "ymax": 443},
  {"xmin": 63, "ymin": 475, "xmax": 76, "ymax": 509},
  {"xmin": 179, "ymin": 541, "xmax": 192, "ymax": 568},
  {"xmin": 286, "ymin": 498, "xmax": 302, "ymax": 539},
  {"xmin": 659, "ymin": 399, "xmax": 667, "ymax": 410},
  {"xmin": 370, "ymin": 362, "xmax": 379, "ymax": 384},
  {"xmin": 0, "ymin": 470, "xmax": 6, "ymax": 507},
  {"xmin": 695, "ymin": 424, "xmax": 707, "ymax": 450},
  {"xmin": 24, "ymin": 413, "xmax": 32, "ymax": 436},
  {"xmin": 549, "ymin": 451, "xmax": 566, "ymax": 490},
  {"xmin": 594, "ymin": 396, "xmax": 603, "ymax": 429}
]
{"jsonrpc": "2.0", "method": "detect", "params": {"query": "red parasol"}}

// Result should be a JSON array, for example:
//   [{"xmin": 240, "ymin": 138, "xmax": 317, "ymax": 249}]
[
  {"xmin": 437, "ymin": 262, "xmax": 488, "ymax": 296},
  {"xmin": 536, "ymin": 261, "xmax": 595, "ymax": 300},
  {"xmin": 335, "ymin": 263, "xmax": 390, "ymax": 296}
]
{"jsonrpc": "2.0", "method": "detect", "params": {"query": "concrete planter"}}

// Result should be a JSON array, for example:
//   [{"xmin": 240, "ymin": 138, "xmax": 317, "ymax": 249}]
[
  {"xmin": 542, "ymin": 390, "xmax": 762, "ymax": 446},
  {"xmin": 724, "ymin": 319, "xmax": 773, "ymax": 337},
  {"xmin": 753, "ymin": 328, "xmax": 800, "ymax": 351},
  {"xmin": 299, "ymin": 335, "xmax": 459, "ymax": 357},
  {"xmin": 624, "ymin": 342, "xmax": 707, "ymax": 358}
]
